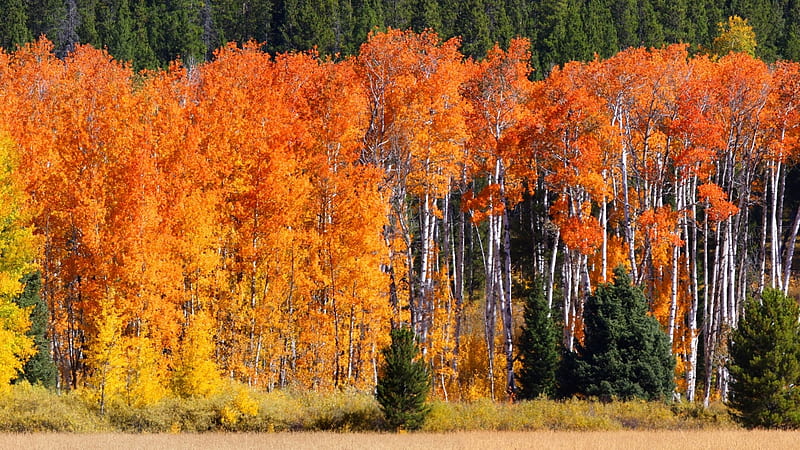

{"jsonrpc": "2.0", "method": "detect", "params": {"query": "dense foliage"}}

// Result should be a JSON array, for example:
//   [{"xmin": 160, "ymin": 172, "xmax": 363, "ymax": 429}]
[
  {"xmin": 728, "ymin": 289, "xmax": 800, "ymax": 429},
  {"xmin": 2, "ymin": 0, "xmax": 800, "ymax": 70},
  {"xmin": 376, "ymin": 327, "xmax": 431, "ymax": 430},
  {"xmin": 0, "ymin": 29, "xmax": 800, "ymax": 407},
  {"xmin": 560, "ymin": 268, "xmax": 675, "ymax": 401}
]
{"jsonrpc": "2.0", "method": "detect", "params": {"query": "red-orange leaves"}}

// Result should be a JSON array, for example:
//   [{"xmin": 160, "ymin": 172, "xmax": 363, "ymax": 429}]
[
  {"xmin": 698, "ymin": 183, "xmax": 739, "ymax": 222},
  {"xmin": 639, "ymin": 206, "xmax": 684, "ymax": 267},
  {"xmin": 550, "ymin": 198, "xmax": 603, "ymax": 255}
]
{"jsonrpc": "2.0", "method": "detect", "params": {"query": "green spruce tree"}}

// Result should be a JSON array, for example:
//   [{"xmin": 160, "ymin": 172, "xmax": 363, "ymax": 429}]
[
  {"xmin": 376, "ymin": 326, "xmax": 431, "ymax": 431},
  {"xmin": 560, "ymin": 267, "xmax": 675, "ymax": 401},
  {"xmin": 517, "ymin": 281, "xmax": 559, "ymax": 400},
  {"xmin": 13, "ymin": 273, "xmax": 56, "ymax": 389},
  {"xmin": 728, "ymin": 289, "xmax": 800, "ymax": 429},
  {"xmin": 0, "ymin": 0, "xmax": 32, "ymax": 50}
]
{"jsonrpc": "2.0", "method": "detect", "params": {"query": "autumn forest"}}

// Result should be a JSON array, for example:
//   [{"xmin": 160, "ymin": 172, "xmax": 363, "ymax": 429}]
[{"xmin": 0, "ymin": 25, "xmax": 798, "ymax": 414}]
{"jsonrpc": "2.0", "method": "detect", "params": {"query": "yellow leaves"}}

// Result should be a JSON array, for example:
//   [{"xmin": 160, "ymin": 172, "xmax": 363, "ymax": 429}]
[
  {"xmin": 221, "ymin": 386, "xmax": 260, "ymax": 427},
  {"xmin": 83, "ymin": 290, "xmax": 126, "ymax": 411},
  {"xmin": 0, "ymin": 302, "xmax": 33, "ymax": 396},
  {"xmin": 0, "ymin": 132, "xmax": 37, "ymax": 395},
  {"xmin": 121, "ymin": 335, "xmax": 169, "ymax": 408},
  {"xmin": 711, "ymin": 16, "xmax": 757, "ymax": 57},
  {"xmin": 172, "ymin": 310, "xmax": 223, "ymax": 398}
]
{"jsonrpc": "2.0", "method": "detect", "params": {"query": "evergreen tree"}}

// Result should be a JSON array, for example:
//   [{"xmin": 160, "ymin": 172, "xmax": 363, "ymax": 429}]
[
  {"xmin": 728, "ymin": 289, "xmax": 800, "ymax": 429},
  {"xmin": 455, "ymin": 0, "xmax": 491, "ymax": 58},
  {"xmin": 97, "ymin": 0, "xmax": 135, "ymax": 62},
  {"xmin": 784, "ymin": 0, "xmax": 800, "ymax": 60},
  {"xmin": 560, "ymin": 0, "xmax": 588, "ymax": 61},
  {"xmin": 0, "ymin": 0, "xmax": 33, "ymax": 50},
  {"xmin": 517, "ymin": 281, "xmax": 559, "ymax": 400},
  {"xmin": 560, "ymin": 267, "xmax": 675, "ymax": 401},
  {"xmin": 411, "ymin": 0, "xmax": 441, "ymax": 32},
  {"xmin": 486, "ymin": 0, "xmax": 513, "ymax": 50},
  {"xmin": 214, "ymin": 0, "xmax": 269, "ymax": 45},
  {"xmin": 728, "ymin": 0, "xmax": 785, "ymax": 60},
  {"xmin": 384, "ymin": 0, "xmax": 415, "ymax": 30},
  {"xmin": 276, "ymin": 0, "xmax": 338, "ymax": 54},
  {"xmin": 583, "ymin": 0, "xmax": 618, "ymax": 58},
  {"xmin": 27, "ymin": 0, "xmax": 66, "ymax": 50},
  {"xmin": 130, "ymin": 0, "xmax": 159, "ymax": 70},
  {"xmin": 687, "ymin": 0, "xmax": 723, "ymax": 48},
  {"xmin": 77, "ymin": 0, "xmax": 100, "ymax": 47},
  {"xmin": 659, "ymin": 0, "xmax": 689, "ymax": 43},
  {"xmin": 636, "ymin": 0, "xmax": 664, "ymax": 47},
  {"xmin": 613, "ymin": 0, "xmax": 638, "ymax": 48},
  {"xmin": 351, "ymin": 0, "xmax": 383, "ymax": 53},
  {"xmin": 13, "ymin": 272, "xmax": 56, "ymax": 389},
  {"xmin": 376, "ymin": 326, "xmax": 431, "ymax": 431}
]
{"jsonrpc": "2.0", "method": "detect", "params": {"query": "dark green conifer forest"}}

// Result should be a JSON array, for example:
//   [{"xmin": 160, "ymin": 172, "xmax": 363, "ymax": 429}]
[{"xmin": 3, "ymin": 0, "xmax": 800, "ymax": 70}]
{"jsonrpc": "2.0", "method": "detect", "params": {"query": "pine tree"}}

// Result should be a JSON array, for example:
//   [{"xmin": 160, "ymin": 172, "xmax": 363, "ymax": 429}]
[
  {"xmin": 97, "ymin": 0, "xmax": 135, "ymax": 62},
  {"xmin": 26, "ymin": 0, "xmax": 66, "ymax": 50},
  {"xmin": 456, "ymin": 0, "xmax": 491, "ymax": 58},
  {"xmin": 517, "ymin": 281, "xmax": 559, "ymax": 400},
  {"xmin": 728, "ymin": 289, "xmax": 800, "ymax": 429},
  {"xmin": 583, "ymin": 0, "xmax": 618, "ymax": 59},
  {"xmin": 0, "ymin": 0, "xmax": 32, "ymax": 50},
  {"xmin": 376, "ymin": 326, "xmax": 431, "ymax": 431},
  {"xmin": 13, "ymin": 272, "xmax": 56, "ymax": 389},
  {"xmin": 560, "ymin": 267, "xmax": 675, "ymax": 401}
]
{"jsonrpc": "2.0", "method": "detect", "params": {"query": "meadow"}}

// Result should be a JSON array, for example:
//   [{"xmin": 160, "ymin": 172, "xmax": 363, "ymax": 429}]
[
  {"xmin": 1, "ymin": 430, "xmax": 799, "ymax": 450},
  {"xmin": 0, "ymin": 383, "xmax": 792, "ymax": 449}
]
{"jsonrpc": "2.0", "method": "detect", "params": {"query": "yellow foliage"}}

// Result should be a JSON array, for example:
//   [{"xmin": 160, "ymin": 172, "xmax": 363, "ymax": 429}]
[
  {"xmin": 121, "ymin": 335, "xmax": 169, "ymax": 407},
  {"xmin": 84, "ymin": 291, "xmax": 126, "ymax": 412},
  {"xmin": 0, "ymin": 133, "xmax": 37, "ymax": 394},
  {"xmin": 172, "ymin": 310, "xmax": 224, "ymax": 398},
  {"xmin": 712, "ymin": 16, "xmax": 757, "ymax": 57}
]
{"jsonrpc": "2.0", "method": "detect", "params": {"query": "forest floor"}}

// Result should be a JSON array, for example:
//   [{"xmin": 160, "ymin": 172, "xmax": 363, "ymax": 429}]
[{"xmin": 1, "ymin": 430, "xmax": 799, "ymax": 450}]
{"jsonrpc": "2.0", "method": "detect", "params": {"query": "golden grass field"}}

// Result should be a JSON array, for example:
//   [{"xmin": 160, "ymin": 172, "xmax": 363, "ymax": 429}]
[{"xmin": 1, "ymin": 431, "xmax": 799, "ymax": 450}]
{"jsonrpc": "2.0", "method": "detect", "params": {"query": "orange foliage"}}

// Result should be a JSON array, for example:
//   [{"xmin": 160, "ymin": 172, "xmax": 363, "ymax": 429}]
[
  {"xmin": 698, "ymin": 183, "xmax": 740, "ymax": 222},
  {"xmin": 2, "ymin": 32, "xmax": 798, "ymax": 402},
  {"xmin": 638, "ymin": 206, "xmax": 683, "ymax": 268}
]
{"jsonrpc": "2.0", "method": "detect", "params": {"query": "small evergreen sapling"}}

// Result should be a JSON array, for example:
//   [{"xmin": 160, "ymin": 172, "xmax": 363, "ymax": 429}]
[
  {"xmin": 728, "ymin": 289, "xmax": 800, "ymax": 429},
  {"xmin": 376, "ymin": 326, "xmax": 431, "ymax": 431},
  {"xmin": 517, "ymin": 281, "xmax": 559, "ymax": 399}
]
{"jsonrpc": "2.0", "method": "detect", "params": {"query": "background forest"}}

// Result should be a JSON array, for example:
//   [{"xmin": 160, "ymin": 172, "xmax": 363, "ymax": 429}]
[
  {"xmin": 1, "ymin": 0, "xmax": 800, "ymax": 425},
  {"xmin": 2, "ymin": 0, "xmax": 800, "ymax": 70}
]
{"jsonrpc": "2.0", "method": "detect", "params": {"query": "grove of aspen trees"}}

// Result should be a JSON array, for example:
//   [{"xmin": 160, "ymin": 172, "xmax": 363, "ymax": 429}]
[{"xmin": 0, "ymin": 28, "xmax": 798, "ymax": 407}]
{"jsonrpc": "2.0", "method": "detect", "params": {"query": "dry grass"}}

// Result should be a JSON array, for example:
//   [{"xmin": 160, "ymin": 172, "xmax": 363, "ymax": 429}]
[{"xmin": 0, "ymin": 431, "xmax": 799, "ymax": 450}]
